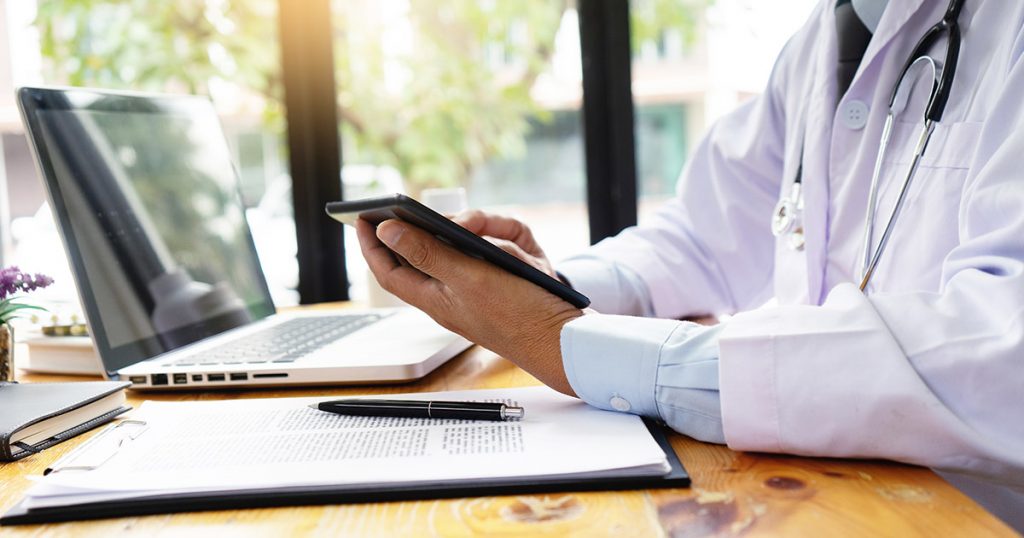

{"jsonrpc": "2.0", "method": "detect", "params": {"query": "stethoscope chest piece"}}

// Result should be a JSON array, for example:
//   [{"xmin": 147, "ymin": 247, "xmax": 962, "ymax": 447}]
[{"xmin": 772, "ymin": 182, "xmax": 806, "ymax": 251}]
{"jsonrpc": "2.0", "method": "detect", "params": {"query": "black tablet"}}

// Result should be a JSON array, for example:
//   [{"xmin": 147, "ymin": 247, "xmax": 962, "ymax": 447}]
[{"xmin": 326, "ymin": 194, "xmax": 590, "ymax": 309}]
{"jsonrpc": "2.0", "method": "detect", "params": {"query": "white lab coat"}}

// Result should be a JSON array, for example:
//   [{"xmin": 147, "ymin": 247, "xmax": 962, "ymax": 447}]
[{"xmin": 576, "ymin": 0, "xmax": 1024, "ymax": 524}]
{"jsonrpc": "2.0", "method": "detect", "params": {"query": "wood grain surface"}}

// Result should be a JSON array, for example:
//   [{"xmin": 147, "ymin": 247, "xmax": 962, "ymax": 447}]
[{"xmin": 1, "ymin": 344, "xmax": 1015, "ymax": 537}]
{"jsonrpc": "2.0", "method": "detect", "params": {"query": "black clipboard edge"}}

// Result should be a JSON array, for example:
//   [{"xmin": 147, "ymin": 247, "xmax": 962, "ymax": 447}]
[{"xmin": 1, "ymin": 418, "xmax": 688, "ymax": 526}]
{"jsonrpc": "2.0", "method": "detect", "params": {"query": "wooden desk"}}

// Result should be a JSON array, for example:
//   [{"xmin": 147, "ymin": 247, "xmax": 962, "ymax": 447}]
[{"xmin": 1, "ymin": 347, "xmax": 1015, "ymax": 536}]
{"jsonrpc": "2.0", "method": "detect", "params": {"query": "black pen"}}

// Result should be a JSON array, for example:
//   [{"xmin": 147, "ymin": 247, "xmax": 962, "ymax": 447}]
[{"xmin": 309, "ymin": 399, "xmax": 524, "ymax": 421}]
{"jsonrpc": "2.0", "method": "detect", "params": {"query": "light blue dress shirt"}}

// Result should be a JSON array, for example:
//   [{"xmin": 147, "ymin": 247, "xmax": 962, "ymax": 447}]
[{"xmin": 557, "ymin": 257, "xmax": 726, "ymax": 443}]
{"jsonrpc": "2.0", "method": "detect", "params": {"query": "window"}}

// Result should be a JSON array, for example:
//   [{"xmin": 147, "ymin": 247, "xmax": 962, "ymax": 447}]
[
  {"xmin": 0, "ymin": 0, "xmax": 821, "ymax": 309},
  {"xmin": 330, "ymin": 0, "xmax": 589, "ymax": 301},
  {"xmin": 631, "ymin": 0, "xmax": 819, "ymax": 223}
]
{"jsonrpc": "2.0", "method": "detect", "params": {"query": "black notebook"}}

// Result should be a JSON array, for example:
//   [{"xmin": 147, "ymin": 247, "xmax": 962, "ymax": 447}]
[{"xmin": 0, "ymin": 381, "xmax": 130, "ymax": 462}]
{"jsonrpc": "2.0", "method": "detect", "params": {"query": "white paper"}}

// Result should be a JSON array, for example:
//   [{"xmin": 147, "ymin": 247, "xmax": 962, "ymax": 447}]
[{"xmin": 23, "ymin": 386, "xmax": 669, "ymax": 509}]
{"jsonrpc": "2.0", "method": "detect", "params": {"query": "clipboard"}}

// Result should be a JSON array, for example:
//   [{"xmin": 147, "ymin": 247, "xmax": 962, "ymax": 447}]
[{"xmin": 1, "ymin": 418, "xmax": 689, "ymax": 525}]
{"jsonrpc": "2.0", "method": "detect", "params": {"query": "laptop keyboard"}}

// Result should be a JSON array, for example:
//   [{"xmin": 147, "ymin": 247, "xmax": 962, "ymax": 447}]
[{"xmin": 167, "ymin": 314, "xmax": 385, "ymax": 367}]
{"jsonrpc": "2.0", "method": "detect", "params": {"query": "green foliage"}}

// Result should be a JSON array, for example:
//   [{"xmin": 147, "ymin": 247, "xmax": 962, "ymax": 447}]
[
  {"xmin": 0, "ymin": 302, "xmax": 46, "ymax": 325},
  {"xmin": 631, "ymin": 0, "xmax": 711, "ymax": 55},
  {"xmin": 334, "ymin": 0, "xmax": 565, "ymax": 191},
  {"xmin": 36, "ymin": 0, "xmax": 284, "ymax": 127},
  {"xmin": 35, "ymin": 0, "xmax": 708, "ymax": 192}
]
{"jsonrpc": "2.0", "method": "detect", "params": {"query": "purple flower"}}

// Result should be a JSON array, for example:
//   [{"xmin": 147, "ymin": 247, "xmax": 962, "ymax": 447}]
[
  {"xmin": 32, "ymin": 273, "xmax": 55, "ymax": 289},
  {"xmin": 0, "ymin": 266, "xmax": 19, "ymax": 300},
  {"xmin": 0, "ymin": 266, "xmax": 54, "ymax": 301}
]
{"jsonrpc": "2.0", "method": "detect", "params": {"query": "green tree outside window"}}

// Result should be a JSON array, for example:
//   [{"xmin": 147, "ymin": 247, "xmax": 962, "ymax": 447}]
[{"xmin": 36, "ymin": 0, "xmax": 707, "ymax": 193}]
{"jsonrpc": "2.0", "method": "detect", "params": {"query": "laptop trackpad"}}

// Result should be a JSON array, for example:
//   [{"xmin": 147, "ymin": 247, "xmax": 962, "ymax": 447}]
[{"xmin": 301, "ymin": 309, "xmax": 466, "ymax": 366}]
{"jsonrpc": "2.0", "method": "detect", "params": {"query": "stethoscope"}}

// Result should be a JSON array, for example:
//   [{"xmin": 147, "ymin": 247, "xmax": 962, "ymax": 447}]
[{"xmin": 771, "ymin": 0, "xmax": 965, "ymax": 292}]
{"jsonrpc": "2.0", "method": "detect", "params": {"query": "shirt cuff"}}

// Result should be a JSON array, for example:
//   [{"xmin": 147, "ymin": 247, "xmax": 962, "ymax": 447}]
[{"xmin": 560, "ymin": 313, "xmax": 684, "ymax": 417}]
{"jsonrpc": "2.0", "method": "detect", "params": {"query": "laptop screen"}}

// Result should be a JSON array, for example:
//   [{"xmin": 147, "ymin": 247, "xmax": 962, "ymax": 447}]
[{"xmin": 19, "ymin": 88, "xmax": 276, "ymax": 376}]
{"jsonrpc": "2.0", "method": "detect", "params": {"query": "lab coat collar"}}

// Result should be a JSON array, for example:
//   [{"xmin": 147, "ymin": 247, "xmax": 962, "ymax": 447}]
[{"xmin": 853, "ymin": 0, "xmax": 930, "ymax": 92}]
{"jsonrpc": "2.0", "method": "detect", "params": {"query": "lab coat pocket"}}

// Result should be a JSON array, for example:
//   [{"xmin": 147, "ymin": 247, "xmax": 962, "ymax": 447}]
[
  {"xmin": 867, "ymin": 121, "xmax": 984, "ymax": 293},
  {"xmin": 883, "ymin": 120, "xmax": 983, "ymax": 170}
]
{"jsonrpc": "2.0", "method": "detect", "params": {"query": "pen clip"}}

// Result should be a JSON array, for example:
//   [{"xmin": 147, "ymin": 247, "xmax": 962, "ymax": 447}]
[{"xmin": 44, "ymin": 420, "xmax": 149, "ymax": 475}]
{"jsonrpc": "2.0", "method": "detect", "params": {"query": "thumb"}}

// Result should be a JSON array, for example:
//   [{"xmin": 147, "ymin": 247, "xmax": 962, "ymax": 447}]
[{"xmin": 376, "ymin": 220, "xmax": 467, "ymax": 283}]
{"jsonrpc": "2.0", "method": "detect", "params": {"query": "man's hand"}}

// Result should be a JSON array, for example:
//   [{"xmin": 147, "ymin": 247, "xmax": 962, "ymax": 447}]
[{"xmin": 356, "ymin": 217, "xmax": 582, "ymax": 395}]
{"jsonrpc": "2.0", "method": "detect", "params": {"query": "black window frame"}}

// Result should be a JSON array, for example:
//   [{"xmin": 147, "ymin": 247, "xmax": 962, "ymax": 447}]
[
  {"xmin": 578, "ymin": 0, "xmax": 639, "ymax": 244},
  {"xmin": 278, "ymin": 0, "xmax": 348, "ymax": 304}
]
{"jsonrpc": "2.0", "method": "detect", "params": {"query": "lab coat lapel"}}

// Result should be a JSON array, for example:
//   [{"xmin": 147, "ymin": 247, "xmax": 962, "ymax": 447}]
[
  {"xmin": 800, "ymin": 7, "xmax": 840, "ymax": 305},
  {"xmin": 854, "ymin": 0, "xmax": 930, "ymax": 89}
]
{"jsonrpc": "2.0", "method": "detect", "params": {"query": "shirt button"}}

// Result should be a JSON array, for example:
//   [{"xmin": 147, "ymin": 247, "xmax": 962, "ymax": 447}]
[
  {"xmin": 841, "ymin": 100, "xmax": 869, "ymax": 130},
  {"xmin": 610, "ymin": 396, "xmax": 631, "ymax": 412}
]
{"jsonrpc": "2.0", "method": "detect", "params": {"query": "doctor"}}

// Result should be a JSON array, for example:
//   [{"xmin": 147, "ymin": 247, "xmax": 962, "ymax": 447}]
[{"xmin": 356, "ymin": 0, "xmax": 1024, "ymax": 528}]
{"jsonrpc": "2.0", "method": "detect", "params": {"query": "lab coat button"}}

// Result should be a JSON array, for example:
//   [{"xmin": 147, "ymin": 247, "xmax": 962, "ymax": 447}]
[
  {"xmin": 841, "ymin": 100, "xmax": 869, "ymax": 130},
  {"xmin": 610, "ymin": 396, "xmax": 631, "ymax": 412}
]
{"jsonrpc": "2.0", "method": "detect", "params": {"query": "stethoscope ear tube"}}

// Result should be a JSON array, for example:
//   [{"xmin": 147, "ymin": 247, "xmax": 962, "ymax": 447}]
[
  {"xmin": 928, "ymin": 21, "xmax": 960, "ymax": 123},
  {"xmin": 860, "ymin": 120, "xmax": 936, "ymax": 291},
  {"xmin": 859, "ymin": 0, "xmax": 963, "ymax": 291},
  {"xmin": 859, "ymin": 113, "xmax": 894, "ymax": 276},
  {"xmin": 889, "ymin": 4, "xmax": 961, "ymax": 123}
]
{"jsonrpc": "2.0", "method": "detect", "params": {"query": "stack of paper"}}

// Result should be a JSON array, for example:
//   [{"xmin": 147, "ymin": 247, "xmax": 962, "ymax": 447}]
[
  {"xmin": 19, "ymin": 386, "xmax": 671, "ymax": 510},
  {"xmin": 22, "ymin": 333, "xmax": 103, "ymax": 376}
]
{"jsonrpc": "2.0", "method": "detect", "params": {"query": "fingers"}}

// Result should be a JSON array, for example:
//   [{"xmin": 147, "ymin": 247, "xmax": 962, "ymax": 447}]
[
  {"xmin": 356, "ymin": 218, "xmax": 434, "ymax": 292},
  {"xmin": 355, "ymin": 218, "xmax": 399, "ymax": 271},
  {"xmin": 375, "ymin": 219, "xmax": 486, "ymax": 286},
  {"xmin": 452, "ymin": 210, "xmax": 538, "ymax": 248},
  {"xmin": 485, "ymin": 236, "xmax": 542, "ymax": 270},
  {"xmin": 450, "ymin": 209, "xmax": 488, "ymax": 233}
]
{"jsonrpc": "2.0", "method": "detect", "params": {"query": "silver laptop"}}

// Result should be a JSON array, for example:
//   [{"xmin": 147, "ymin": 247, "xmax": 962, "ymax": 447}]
[{"xmin": 17, "ymin": 86, "xmax": 470, "ymax": 390}]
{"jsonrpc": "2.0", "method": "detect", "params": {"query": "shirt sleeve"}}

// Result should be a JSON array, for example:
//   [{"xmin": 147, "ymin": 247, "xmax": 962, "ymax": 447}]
[
  {"xmin": 560, "ymin": 314, "xmax": 727, "ymax": 444},
  {"xmin": 556, "ymin": 257, "xmax": 655, "ymax": 316}
]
